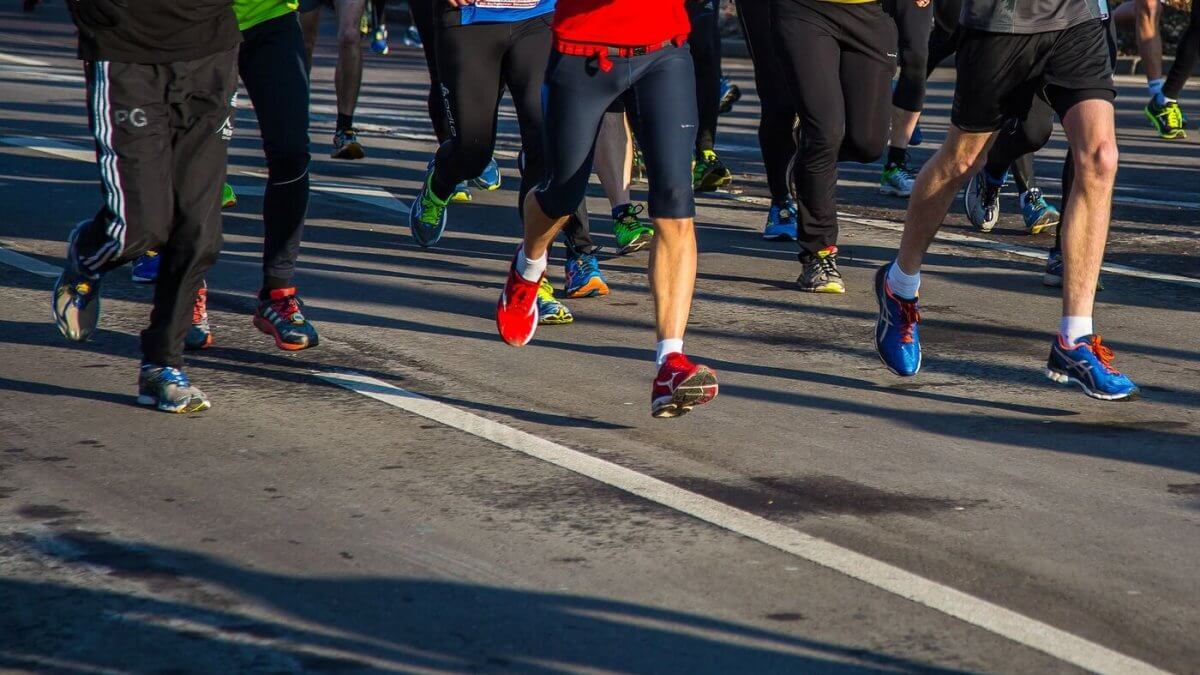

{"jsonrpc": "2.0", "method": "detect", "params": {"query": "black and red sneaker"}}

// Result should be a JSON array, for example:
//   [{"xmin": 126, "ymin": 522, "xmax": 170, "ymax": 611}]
[
  {"xmin": 651, "ymin": 353, "xmax": 718, "ymax": 418},
  {"xmin": 496, "ymin": 253, "xmax": 541, "ymax": 347},
  {"xmin": 253, "ymin": 287, "xmax": 319, "ymax": 351}
]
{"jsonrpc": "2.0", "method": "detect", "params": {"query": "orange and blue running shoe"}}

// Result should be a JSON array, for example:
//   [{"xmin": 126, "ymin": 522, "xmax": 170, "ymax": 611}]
[
  {"xmin": 1046, "ymin": 334, "xmax": 1139, "ymax": 401},
  {"xmin": 874, "ymin": 263, "xmax": 922, "ymax": 377},
  {"xmin": 564, "ymin": 253, "xmax": 609, "ymax": 298}
]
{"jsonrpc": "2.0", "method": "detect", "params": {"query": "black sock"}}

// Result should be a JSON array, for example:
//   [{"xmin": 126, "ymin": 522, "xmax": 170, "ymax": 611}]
[
  {"xmin": 336, "ymin": 113, "xmax": 353, "ymax": 131},
  {"xmin": 886, "ymin": 145, "xmax": 907, "ymax": 167}
]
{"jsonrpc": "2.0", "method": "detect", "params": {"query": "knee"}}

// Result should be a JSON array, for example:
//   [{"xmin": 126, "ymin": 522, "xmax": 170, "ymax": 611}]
[
  {"xmin": 801, "ymin": 125, "xmax": 844, "ymax": 160},
  {"xmin": 901, "ymin": 50, "xmax": 929, "ymax": 84},
  {"xmin": 840, "ymin": 132, "xmax": 886, "ymax": 164},
  {"xmin": 337, "ymin": 27, "xmax": 360, "ymax": 50},
  {"xmin": 265, "ymin": 147, "xmax": 310, "ymax": 184},
  {"xmin": 1075, "ymin": 140, "xmax": 1119, "ymax": 182}
]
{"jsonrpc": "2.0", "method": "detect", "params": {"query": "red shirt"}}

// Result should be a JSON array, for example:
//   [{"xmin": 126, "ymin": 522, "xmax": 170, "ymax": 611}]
[{"xmin": 553, "ymin": 0, "xmax": 691, "ymax": 47}]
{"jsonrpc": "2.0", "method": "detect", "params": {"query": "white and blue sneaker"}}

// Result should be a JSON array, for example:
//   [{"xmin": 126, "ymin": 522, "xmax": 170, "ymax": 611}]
[
  {"xmin": 137, "ymin": 363, "xmax": 212, "ymax": 413},
  {"xmin": 410, "ymin": 163, "xmax": 449, "ymax": 248},
  {"xmin": 964, "ymin": 171, "xmax": 1002, "ymax": 232},
  {"xmin": 1021, "ymin": 188, "xmax": 1059, "ymax": 235},
  {"xmin": 131, "ymin": 250, "xmax": 160, "ymax": 284},
  {"xmin": 53, "ymin": 220, "xmax": 102, "ymax": 342},
  {"xmin": 763, "ymin": 199, "xmax": 798, "ymax": 241},
  {"xmin": 1046, "ymin": 334, "xmax": 1139, "ymax": 401},
  {"xmin": 471, "ymin": 157, "xmax": 501, "ymax": 192},
  {"xmin": 873, "ymin": 263, "xmax": 921, "ymax": 377}
]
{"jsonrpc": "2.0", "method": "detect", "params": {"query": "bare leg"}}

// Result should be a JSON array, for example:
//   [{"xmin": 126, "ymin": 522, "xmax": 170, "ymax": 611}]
[
  {"xmin": 648, "ymin": 218, "xmax": 697, "ymax": 341},
  {"xmin": 1136, "ymin": 0, "xmax": 1163, "ymax": 83},
  {"xmin": 522, "ymin": 192, "xmax": 571, "ymax": 260},
  {"xmin": 300, "ymin": 7, "xmax": 321, "ymax": 71},
  {"xmin": 887, "ymin": 108, "xmax": 921, "ymax": 151},
  {"xmin": 594, "ymin": 112, "xmax": 633, "ymax": 208},
  {"xmin": 335, "ymin": 0, "xmax": 367, "ymax": 120},
  {"xmin": 1058, "ymin": 99, "xmax": 1118, "ymax": 319},
  {"xmin": 896, "ymin": 126, "xmax": 995, "ymax": 273}
]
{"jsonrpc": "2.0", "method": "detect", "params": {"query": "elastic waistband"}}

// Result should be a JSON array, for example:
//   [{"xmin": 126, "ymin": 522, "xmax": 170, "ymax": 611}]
[{"xmin": 554, "ymin": 35, "xmax": 687, "ymax": 72}]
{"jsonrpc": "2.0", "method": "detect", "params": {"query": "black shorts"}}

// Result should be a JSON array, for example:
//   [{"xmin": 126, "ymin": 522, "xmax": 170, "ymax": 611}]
[{"xmin": 951, "ymin": 19, "xmax": 1115, "ymax": 132}]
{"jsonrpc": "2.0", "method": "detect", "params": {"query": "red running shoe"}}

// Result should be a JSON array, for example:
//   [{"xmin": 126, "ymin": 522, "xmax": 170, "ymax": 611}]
[
  {"xmin": 496, "ymin": 255, "xmax": 541, "ymax": 347},
  {"xmin": 651, "ymin": 353, "xmax": 718, "ymax": 418}
]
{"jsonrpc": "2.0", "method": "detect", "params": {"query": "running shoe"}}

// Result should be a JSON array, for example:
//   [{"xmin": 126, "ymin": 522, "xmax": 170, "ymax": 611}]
[
  {"xmin": 496, "ymin": 252, "xmax": 541, "ymax": 347},
  {"xmin": 909, "ymin": 124, "xmax": 923, "ymax": 147},
  {"xmin": 797, "ymin": 246, "xmax": 845, "ymax": 293},
  {"xmin": 612, "ymin": 203, "xmax": 654, "ymax": 255},
  {"xmin": 131, "ymin": 250, "xmax": 160, "ymax": 284},
  {"xmin": 410, "ymin": 165, "xmax": 450, "ymax": 248},
  {"xmin": 185, "ymin": 283, "xmax": 213, "ymax": 350},
  {"xmin": 359, "ymin": 12, "xmax": 369, "ymax": 34},
  {"xmin": 1021, "ymin": 188, "xmax": 1060, "ymax": 235},
  {"xmin": 1144, "ymin": 97, "xmax": 1187, "ymax": 140},
  {"xmin": 331, "ymin": 127, "xmax": 365, "ymax": 160},
  {"xmin": 137, "ymin": 364, "xmax": 211, "ymax": 413},
  {"xmin": 1046, "ymin": 334, "xmax": 1139, "ymax": 401},
  {"xmin": 449, "ymin": 182, "xmax": 472, "ymax": 203},
  {"xmin": 633, "ymin": 147, "xmax": 647, "ymax": 184},
  {"xmin": 873, "ymin": 263, "xmax": 921, "ymax": 377},
  {"xmin": 370, "ymin": 26, "xmax": 389, "ymax": 55},
  {"xmin": 564, "ymin": 253, "xmax": 610, "ymax": 298},
  {"xmin": 1042, "ymin": 248, "xmax": 1104, "ymax": 290},
  {"xmin": 762, "ymin": 199, "xmax": 797, "ymax": 241},
  {"xmin": 537, "ymin": 278, "xmax": 573, "ymax": 325},
  {"xmin": 402, "ymin": 24, "xmax": 422, "ymax": 48},
  {"xmin": 651, "ymin": 352, "xmax": 718, "ymax": 418},
  {"xmin": 718, "ymin": 77, "xmax": 741, "ymax": 115},
  {"xmin": 693, "ymin": 149, "xmax": 732, "ymax": 192},
  {"xmin": 52, "ymin": 221, "xmax": 101, "ymax": 342},
  {"xmin": 879, "ymin": 161, "xmax": 917, "ymax": 198},
  {"xmin": 222, "ymin": 183, "xmax": 237, "ymax": 209},
  {"xmin": 254, "ymin": 287, "xmax": 319, "ymax": 351},
  {"xmin": 964, "ymin": 171, "xmax": 1002, "ymax": 232},
  {"xmin": 471, "ymin": 157, "xmax": 502, "ymax": 192}
]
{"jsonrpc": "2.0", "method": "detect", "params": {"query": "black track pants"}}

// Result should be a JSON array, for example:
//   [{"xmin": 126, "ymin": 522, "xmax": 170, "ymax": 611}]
[
  {"xmin": 430, "ymin": 13, "xmax": 593, "ymax": 253},
  {"xmin": 689, "ymin": 0, "xmax": 723, "ymax": 153},
  {"xmin": 737, "ymin": 0, "xmax": 798, "ymax": 201},
  {"xmin": 410, "ymin": 0, "xmax": 452, "ymax": 143},
  {"xmin": 76, "ymin": 48, "xmax": 238, "ymax": 368},
  {"xmin": 885, "ymin": 0, "xmax": 933, "ymax": 112},
  {"xmin": 771, "ymin": 0, "xmax": 895, "ymax": 254},
  {"xmin": 1164, "ymin": 0, "xmax": 1200, "ymax": 99},
  {"xmin": 239, "ymin": 14, "xmax": 311, "ymax": 289}
]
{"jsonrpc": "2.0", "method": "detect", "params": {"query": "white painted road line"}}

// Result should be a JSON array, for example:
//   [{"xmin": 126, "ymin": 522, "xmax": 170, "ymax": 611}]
[
  {"xmin": 0, "ymin": 247, "xmax": 60, "ymax": 277},
  {"xmin": 0, "ymin": 136, "xmax": 95, "ymax": 163},
  {"xmin": 317, "ymin": 370, "xmax": 1168, "ymax": 675},
  {"xmin": 0, "ymin": 51, "xmax": 49, "ymax": 66}
]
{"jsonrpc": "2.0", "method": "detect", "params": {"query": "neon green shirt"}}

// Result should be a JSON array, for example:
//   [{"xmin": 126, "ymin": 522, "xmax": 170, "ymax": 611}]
[{"xmin": 234, "ymin": 0, "xmax": 299, "ymax": 32}]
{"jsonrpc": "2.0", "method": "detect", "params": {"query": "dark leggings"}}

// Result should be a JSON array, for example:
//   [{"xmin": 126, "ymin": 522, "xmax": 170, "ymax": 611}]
[
  {"xmin": 689, "ymin": 0, "xmax": 722, "ymax": 154},
  {"xmin": 409, "ymin": 0, "xmax": 451, "ymax": 143},
  {"xmin": 772, "ymin": 0, "xmax": 895, "ymax": 254},
  {"xmin": 1164, "ymin": 0, "xmax": 1200, "ymax": 100},
  {"xmin": 886, "ymin": 0, "xmax": 933, "ymax": 112},
  {"xmin": 736, "ymin": 0, "xmax": 798, "ymax": 202},
  {"xmin": 239, "ymin": 13, "xmax": 312, "ymax": 289},
  {"xmin": 430, "ymin": 13, "xmax": 593, "ymax": 253},
  {"xmin": 981, "ymin": 97, "xmax": 1054, "ymax": 192}
]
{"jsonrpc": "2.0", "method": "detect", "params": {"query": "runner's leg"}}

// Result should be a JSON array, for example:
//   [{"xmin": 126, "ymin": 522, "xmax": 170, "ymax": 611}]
[
  {"xmin": 735, "ymin": 0, "xmax": 797, "ymax": 203},
  {"xmin": 408, "ymin": 0, "xmax": 450, "ymax": 143},
  {"xmin": 334, "ymin": 0, "xmax": 367, "ymax": 130}
]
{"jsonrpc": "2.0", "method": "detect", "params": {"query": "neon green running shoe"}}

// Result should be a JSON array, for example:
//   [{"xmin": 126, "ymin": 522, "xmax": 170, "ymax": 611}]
[
  {"xmin": 409, "ymin": 165, "xmax": 449, "ymax": 248},
  {"xmin": 537, "ymin": 278, "xmax": 573, "ymax": 325},
  {"xmin": 221, "ymin": 183, "xmax": 236, "ymax": 209},
  {"xmin": 611, "ymin": 203, "xmax": 653, "ymax": 255},
  {"xmin": 1145, "ymin": 97, "xmax": 1187, "ymax": 140},
  {"xmin": 693, "ymin": 148, "xmax": 732, "ymax": 193}
]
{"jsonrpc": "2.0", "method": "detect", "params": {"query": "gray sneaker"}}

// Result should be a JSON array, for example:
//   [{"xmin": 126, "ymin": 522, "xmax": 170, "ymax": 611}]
[
  {"xmin": 52, "ymin": 221, "xmax": 102, "ymax": 342},
  {"xmin": 137, "ymin": 364, "xmax": 211, "ymax": 413},
  {"xmin": 964, "ymin": 172, "xmax": 1002, "ymax": 232},
  {"xmin": 796, "ymin": 246, "xmax": 845, "ymax": 293}
]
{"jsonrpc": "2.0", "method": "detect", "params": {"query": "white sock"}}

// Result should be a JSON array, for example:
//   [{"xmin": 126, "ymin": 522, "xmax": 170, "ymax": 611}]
[
  {"xmin": 1148, "ymin": 78, "xmax": 1165, "ymax": 100},
  {"xmin": 886, "ymin": 260, "xmax": 921, "ymax": 299},
  {"xmin": 1060, "ymin": 316, "xmax": 1093, "ymax": 344},
  {"xmin": 656, "ymin": 339, "xmax": 684, "ymax": 367},
  {"xmin": 516, "ymin": 248, "xmax": 547, "ymax": 283}
]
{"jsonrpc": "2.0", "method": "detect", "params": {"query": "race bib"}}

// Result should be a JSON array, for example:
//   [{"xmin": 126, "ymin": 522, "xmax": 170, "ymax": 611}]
[{"xmin": 475, "ymin": 0, "xmax": 541, "ymax": 8}]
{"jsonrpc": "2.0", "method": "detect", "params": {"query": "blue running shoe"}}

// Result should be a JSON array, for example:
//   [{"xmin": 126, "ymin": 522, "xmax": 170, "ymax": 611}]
[
  {"xmin": 564, "ymin": 253, "xmax": 610, "ymax": 298},
  {"xmin": 537, "ymin": 278, "xmax": 573, "ymax": 325},
  {"xmin": 449, "ymin": 182, "xmax": 471, "ymax": 203},
  {"xmin": 873, "ymin": 263, "xmax": 921, "ymax": 376},
  {"xmin": 718, "ymin": 77, "xmax": 741, "ymax": 114},
  {"xmin": 909, "ymin": 124, "xmax": 923, "ymax": 147},
  {"xmin": 763, "ymin": 199, "xmax": 798, "ymax": 241},
  {"xmin": 53, "ymin": 220, "xmax": 102, "ymax": 342},
  {"xmin": 1046, "ymin": 334, "xmax": 1139, "ymax": 401},
  {"xmin": 1021, "ymin": 188, "xmax": 1060, "ymax": 235},
  {"xmin": 131, "ymin": 250, "xmax": 160, "ymax": 284},
  {"xmin": 370, "ymin": 26, "xmax": 389, "ymax": 55},
  {"xmin": 410, "ymin": 163, "xmax": 449, "ymax": 248},
  {"xmin": 471, "ymin": 157, "xmax": 501, "ymax": 191},
  {"xmin": 138, "ymin": 363, "xmax": 212, "ymax": 413}
]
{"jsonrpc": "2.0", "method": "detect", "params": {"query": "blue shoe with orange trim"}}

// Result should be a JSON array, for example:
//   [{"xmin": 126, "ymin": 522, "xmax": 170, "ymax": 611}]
[
  {"xmin": 874, "ymin": 262, "xmax": 922, "ymax": 377},
  {"xmin": 564, "ymin": 253, "xmax": 609, "ymax": 298},
  {"xmin": 1046, "ymin": 334, "xmax": 1139, "ymax": 400}
]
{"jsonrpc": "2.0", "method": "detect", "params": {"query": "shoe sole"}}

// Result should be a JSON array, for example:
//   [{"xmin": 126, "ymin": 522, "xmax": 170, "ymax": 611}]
[
  {"xmin": 651, "ymin": 368, "xmax": 719, "ymax": 418},
  {"xmin": 797, "ymin": 283, "xmax": 845, "ymax": 294},
  {"xmin": 879, "ymin": 186, "xmax": 912, "ymax": 198},
  {"xmin": 564, "ymin": 278, "xmax": 610, "ymax": 299},
  {"xmin": 138, "ymin": 393, "xmax": 212, "ymax": 413},
  {"xmin": 538, "ymin": 315, "xmax": 574, "ymax": 326},
  {"xmin": 1026, "ymin": 216, "xmax": 1058, "ymax": 236},
  {"xmin": 450, "ymin": 192, "xmax": 472, "ymax": 203},
  {"xmin": 331, "ymin": 143, "xmax": 365, "ymax": 160},
  {"xmin": 694, "ymin": 175, "xmax": 732, "ymax": 193},
  {"xmin": 617, "ymin": 233, "xmax": 654, "ymax": 255},
  {"xmin": 1045, "ymin": 368, "xmax": 1139, "ymax": 401},
  {"xmin": 222, "ymin": 197, "xmax": 237, "ymax": 209},
  {"xmin": 184, "ymin": 334, "xmax": 213, "ymax": 351},
  {"xmin": 253, "ymin": 315, "xmax": 318, "ymax": 351},
  {"xmin": 962, "ymin": 181, "xmax": 998, "ymax": 232}
]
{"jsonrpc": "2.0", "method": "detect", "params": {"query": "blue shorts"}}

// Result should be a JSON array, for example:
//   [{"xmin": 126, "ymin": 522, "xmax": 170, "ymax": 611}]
[{"xmin": 535, "ymin": 44, "xmax": 698, "ymax": 220}]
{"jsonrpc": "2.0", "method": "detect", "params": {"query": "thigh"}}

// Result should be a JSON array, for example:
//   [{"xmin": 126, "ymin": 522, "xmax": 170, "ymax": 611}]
[
  {"xmin": 951, "ymin": 29, "xmax": 1043, "ymax": 132},
  {"xmin": 629, "ymin": 47, "xmax": 698, "ymax": 218},
  {"xmin": 437, "ymin": 22, "xmax": 505, "ymax": 140},
  {"xmin": 502, "ymin": 14, "xmax": 553, "ymax": 133},
  {"xmin": 772, "ymin": 1, "xmax": 845, "ymax": 136},
  {"xmin": 335, "ymin": 0, "xmax": 367, "ymax": 31},
  {"xmin": 737, "ymin": 0, "xmax": 794, "ymax": 110},
  {"xmin": 1042, "ymin": 19, "xmax": 1116, "ymax": 120},
  {"xmin": 239, "ymin": 15, "xmax": 311, "ymax": 159}
]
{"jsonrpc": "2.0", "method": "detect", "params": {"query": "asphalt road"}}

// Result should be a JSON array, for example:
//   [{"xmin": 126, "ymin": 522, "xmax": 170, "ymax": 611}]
[{"xmin": 1, "ymin": 5, "xmax": 1198, "ymax": 674}]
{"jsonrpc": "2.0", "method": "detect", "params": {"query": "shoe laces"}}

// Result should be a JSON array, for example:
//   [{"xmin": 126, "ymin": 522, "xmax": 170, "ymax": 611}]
[
  {"xmin": 616, "ymin": 203, "xmax": 646, "ymax": 229},
  {"xmin": 192, "ymin": 286, "xmax": 208, "ymax": 324},
  {"xmin": 537, "ymin": 278, "xmax": 557, "ymax": 301},
  {"xmin": 574, "ymin": 254, "xmax": 601, "ymax": 278},
  {"xmin": 897, "ymin": 298, "xmax": 921, "ymax": 344},
  {"xmin": 269, "ymin": 292, "xmax": 303, "ymax": 321},
  {"xmin": 1024, "ymin": 188, "xmax": 1046, "ymax": 208},
  {"xmin": 807, "ymin": 248, "xmax": 841, "ymax": 278},
  {"xmin": 1086, "ymin": 335, "xmax": 1118, "ymax": 374},
  {"xmin": 1162, "ymin": 101, "xmax": 1184, "ymax": 129}
]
